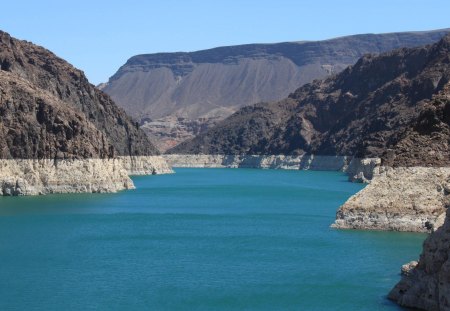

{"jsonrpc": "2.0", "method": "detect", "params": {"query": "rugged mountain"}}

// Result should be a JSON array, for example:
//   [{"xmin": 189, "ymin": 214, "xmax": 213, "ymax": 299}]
[
  {"xmin": 170, "ymin": 34, "xmax": 450, "ymax": 168},
  {"xmin": 102, "ymin": 29, "xmax": 449, "ymax": 151},
  {"xmin": 0, "ymin": 30, "xmax": 158, "ymax": 158},
  {"xmin": 0, "ymin": 30, "xmax": 170, "ymax": 195},
  {"xmin": 0, "ymin": 70, "xmax": 112, "ymax": 160}
]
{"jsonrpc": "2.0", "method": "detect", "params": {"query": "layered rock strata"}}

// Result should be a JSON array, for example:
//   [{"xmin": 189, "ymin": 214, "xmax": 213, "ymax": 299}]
[{"xmin": 333, "ymin": 167, "xmax": 450, "ymax": 232}]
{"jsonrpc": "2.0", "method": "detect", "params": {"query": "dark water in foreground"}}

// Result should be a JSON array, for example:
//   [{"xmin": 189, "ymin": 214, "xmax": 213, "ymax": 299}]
[{"xmin": 0, "ymin": 168, "xmax": 425, "ymax": 310}]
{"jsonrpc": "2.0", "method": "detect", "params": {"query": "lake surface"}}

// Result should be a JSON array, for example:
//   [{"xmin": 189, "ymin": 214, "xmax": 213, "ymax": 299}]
[{"xmin": 0, "ymin": 168, "xmax": 426, "ymax": 310}]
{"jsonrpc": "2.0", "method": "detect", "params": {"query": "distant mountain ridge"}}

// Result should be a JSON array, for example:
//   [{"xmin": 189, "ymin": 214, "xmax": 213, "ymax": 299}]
[
  {"xmin": 170, "ymin": 34, "xmax": 450, "ymax": 168},
  {"xmin": 102, "ymin": 29, "xmax": 450, "ymax": 151}
]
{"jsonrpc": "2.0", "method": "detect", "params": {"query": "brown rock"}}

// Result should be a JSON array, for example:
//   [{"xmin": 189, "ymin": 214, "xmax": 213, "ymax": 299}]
[{"xmin": 0, "ymin": 30, "xmax": 159, "ymax": 158}]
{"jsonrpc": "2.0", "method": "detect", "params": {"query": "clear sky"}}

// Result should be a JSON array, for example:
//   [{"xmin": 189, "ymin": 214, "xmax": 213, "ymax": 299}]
[{"xmin": 2, "ymin": 0, "xmax": 449, "ymax": 85}]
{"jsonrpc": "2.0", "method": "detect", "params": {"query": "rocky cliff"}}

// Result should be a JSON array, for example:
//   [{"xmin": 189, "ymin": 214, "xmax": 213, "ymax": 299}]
[
  {"xmin": 102, "ymin": 29, "xmax": 449, "ymax": 151},
  {"xmin": 389, "ymin": 205, "xmax": 450, "ymax": 310},
  {"xmin": 0, "ymin": 30, "xmax": 171, "ymax": 195}
]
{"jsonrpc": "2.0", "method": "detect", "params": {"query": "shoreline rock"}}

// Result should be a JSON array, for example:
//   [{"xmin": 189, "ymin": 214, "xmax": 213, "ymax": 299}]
[
  {"xmin": 0, "ymin": 158, "xmax": 132, "ymax": 196},
  {"xmin": 163, "ymin": 154, "xmax": 353, "ymax": 171},
  {"xmin": 118, "ymin": 156, "xmax": 174, "ymax": 175},
  {"xmin": 388, "ymin": 208, "xmax": 450, "ymax": 310},
  {"xmin": 332, "ymin": 166, "xmax": 450, "ymax": 233},
  {"xmin": 0, "ymin": 156, "xmax": 173, "ymax": 196}
]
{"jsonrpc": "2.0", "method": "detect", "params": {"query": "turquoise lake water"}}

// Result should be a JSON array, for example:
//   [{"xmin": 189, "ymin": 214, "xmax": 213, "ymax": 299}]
[{"xmin": 0, "ymin": 168, "xmax": 426, "ymax": 310}]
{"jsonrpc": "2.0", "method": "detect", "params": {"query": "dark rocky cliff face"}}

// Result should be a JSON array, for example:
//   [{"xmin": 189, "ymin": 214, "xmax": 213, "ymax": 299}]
[
  {"xmin": 102, "ymin": 29, "xmax": 449, "ymax": 151},
  {"xmin": 389, "ymin": 205, "xmax": 450, "ymax": 311},
  {"xmin": 0, "ymin": 71, "xmax": 113, "ymax": 159},
  {"xmin": 170, "ymin": 35, "xmax": 450, "ymax": 168},
  {"xmin": 0, "ymin": 31, "xmax": 158, "ymax": 158}
]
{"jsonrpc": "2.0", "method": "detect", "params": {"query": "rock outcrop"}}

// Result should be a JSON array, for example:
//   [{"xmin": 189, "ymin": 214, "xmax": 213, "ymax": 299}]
[
  {"xmin": 118, "ymin": 156, "xmax": 173, "ymax": 175},
  {"xmin": 389, "ymin": 207, "xmax": 450, "ymax": 310},
  {"xmin": 141, "ymin": 116, "xmax": 221, "ymax": 152},
  {"xmin": 0, "ymin": 30, "xmax": 171, "ymax": 195},
  {"xmin": 333, "ymin": 167, "xmax": 450, "ymax": 232},
  {"xmin": 102, "ymin": 29, "xmax": 449, "ymax": 151},
  {"xmin": 0, "ymin": 158, "xmax": 134, "ymax": 195}
]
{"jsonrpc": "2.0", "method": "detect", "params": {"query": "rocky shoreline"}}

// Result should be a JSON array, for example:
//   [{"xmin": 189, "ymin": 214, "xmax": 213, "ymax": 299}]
[
  {"xmin": 118, "ymin": 155, "xmax": 174, "ymax": 175},
  {"xmin": 165, "ymin": 154, "xmax": 354, "ymax": 171},
  {"xmin": 388, "ymin": 208, "xmax": 450, "ymax": 310},
  {"xmin": 165, "ymin": 154, "xmax": 379, "ymax": 178},
  {"xmin": 0, "ymin": 156, "xmax": 173, "ymax": 196},
  {"xmin": 332, "ymin": 166, "xmax": 450, "ymax": 233}
]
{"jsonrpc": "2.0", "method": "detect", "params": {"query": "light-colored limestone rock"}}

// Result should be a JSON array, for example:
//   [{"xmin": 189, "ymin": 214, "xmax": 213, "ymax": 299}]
[
  {"xmin": 0, "ymin": 158, "xmax": 134, "ymax": 196},
  {"xmin": 332, "ymin": 167, "xmax": 450, "ymax": 232},
  {"xmin": 118, "ymin": 156, "xmax": 174, "ymax": 175},
  {"xmin": 164, "ymin": 154, "xmax": 229, "ymax": 168},
  {"xmin": 164, "ymin": 154, "xmax": 351, "ymax": 170},
  {"xmin": 401, "ymin": 261, "xmax": 418, "ymax": 277},
  {"xmin": 345, "ymin": 157, "xmax": 381, "ymax": 182},
  {"xmin": 0, "ymin": 156, "xmax": 173, "ymax": 196}
]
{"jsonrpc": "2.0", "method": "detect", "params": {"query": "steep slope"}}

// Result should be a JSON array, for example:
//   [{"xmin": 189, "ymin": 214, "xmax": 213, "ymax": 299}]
[
  {"xmin": 0, "ymin": 70, "xmax": 112, "ymax": 160},
  {"xmin": 0, "ymin": 31, "xmax": 158, "ymax": 157},
  {"xmin": 0, "ymin": 31, "xmax": 171, "ymax": 195},
  {"xmin": 170, "ymin": 35, "xmax": 450, "ymax": 167},
  {"xmin": 388, "ymin": 204, "xmax": 450, "ymax": 311},
  {"xmin": 102, "ymin": 29, "xmax": 449, "ymax": 151}
]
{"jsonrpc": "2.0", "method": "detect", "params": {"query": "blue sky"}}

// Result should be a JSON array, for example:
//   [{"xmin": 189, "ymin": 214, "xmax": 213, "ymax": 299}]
[{"xmin": 2, "ymin": 0, "xmax": 449, "ymax": 84}]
